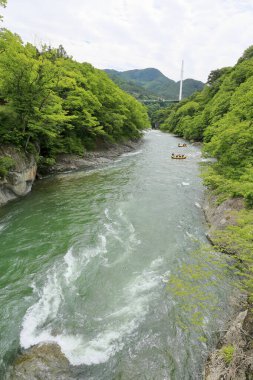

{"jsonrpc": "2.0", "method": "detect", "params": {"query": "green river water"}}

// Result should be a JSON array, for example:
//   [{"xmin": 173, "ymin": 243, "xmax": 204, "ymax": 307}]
[{"xmin": 0, "ymin": 131, "xmax": 234, "ymax": 379}]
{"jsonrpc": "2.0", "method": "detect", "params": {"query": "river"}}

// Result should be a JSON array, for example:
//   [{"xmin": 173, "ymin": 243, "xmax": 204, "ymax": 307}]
[{"xmin": 0, "ymin": 131, "xmax": 234, "ymax": 379}]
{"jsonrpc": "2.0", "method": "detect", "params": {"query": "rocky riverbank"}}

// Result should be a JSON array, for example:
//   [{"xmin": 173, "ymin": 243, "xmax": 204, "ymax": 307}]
[
  {"xmin": 46, "ymin": 139, "xmax": 143, "ymax": 174},
  {"xmin": 0, "ymin": 139, "xmax": 142, "ymax": 207},
  {"xmin": 203, "ymin": 193, "xmax": 253, "ymax": 379}
]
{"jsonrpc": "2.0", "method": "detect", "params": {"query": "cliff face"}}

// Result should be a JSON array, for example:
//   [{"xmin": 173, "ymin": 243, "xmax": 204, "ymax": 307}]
[
  {"xmin": 204, "ymin": 309, "xmax": 253, "ymax": 380},
  {"xmin": 203, "ymin": 193, "xmax": 253, "ymax": 379},
  {"xmin": 0, "ymin": 147, "xmax": 37, "ymax": 206},
  {"xmin": 203, "ymin": 194, "xmax": 245, "ymax": 245}
]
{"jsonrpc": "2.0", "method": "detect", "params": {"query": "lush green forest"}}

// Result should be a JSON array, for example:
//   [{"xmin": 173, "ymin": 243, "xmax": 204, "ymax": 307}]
[
  {"xmin": 104, "ymin": 68, "xmax": 204, "ymax": 101},
  {"xmin": 105, "ymin": 68, "xmax": 204, "ymax": 128},
  {"xmin": 104, "ymin": 69, "xmax": 159, "ymax": 101},
  {"xmin": 0, "ymin": 28, "xmax": 150, "ymax": 170},
  {"xmin": 159, "ymin": 46, "xmax": 253, "ymax": 206},
  {"xmin": 158, "ymin": 46, "xmax": 253, "ymax": 302}
]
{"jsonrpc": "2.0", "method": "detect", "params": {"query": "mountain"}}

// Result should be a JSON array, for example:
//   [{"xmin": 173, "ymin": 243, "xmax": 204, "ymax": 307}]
[
  {"xmin": 103, "ymin": 69, "xmax": 158, "ymax": 101},
  {"xmin": 104, "ymin": 68, "xmax": 205, "ymax": 100}
]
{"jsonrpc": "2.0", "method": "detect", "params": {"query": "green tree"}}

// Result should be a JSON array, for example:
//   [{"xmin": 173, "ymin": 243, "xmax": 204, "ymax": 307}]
[
  {"xmin": 0, "ymin": 0, "xmax": 7, "ymax": 21},
  {"xmin": 0, "ymin": 29, "xmax": 150, "ymax": 158}
]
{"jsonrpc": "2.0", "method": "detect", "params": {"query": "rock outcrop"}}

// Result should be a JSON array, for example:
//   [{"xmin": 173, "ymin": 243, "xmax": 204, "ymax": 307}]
[
  {"xmin": 49, "ymin": 140, "xmax": 142, "ymax": 173},
  {"xmin": 203, "ymin": 194, "xmax": 245, "ymax": 246},
  {"xmin": 0, "ymin": 147, "xmax": 37, "ymax": 206},
  {"xmin": 204, "ymin": 309, "xmax": 253, "ymax": 380},
  {"xmin": 6, "ymin": 343, "xmax": 74, "ymax": 380},
  {"xmin": 203, "ymin": 193, "xmax": 253, "ymax": 379}
]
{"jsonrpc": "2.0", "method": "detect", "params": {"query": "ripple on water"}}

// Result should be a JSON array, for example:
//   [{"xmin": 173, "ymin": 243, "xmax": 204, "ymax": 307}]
[{"xmin": 0, "ymin": 131, "xmax": 234, "ymax": 379}]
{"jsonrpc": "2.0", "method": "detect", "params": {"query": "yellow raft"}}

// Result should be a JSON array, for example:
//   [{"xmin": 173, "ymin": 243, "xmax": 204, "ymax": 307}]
[
  {"xmin": 171, "ymin": 154, "xmax": 186, "ymax": 159},
  {"xmin": 178, "ymin": 143, "xmax": 187, "ymax": 147}
]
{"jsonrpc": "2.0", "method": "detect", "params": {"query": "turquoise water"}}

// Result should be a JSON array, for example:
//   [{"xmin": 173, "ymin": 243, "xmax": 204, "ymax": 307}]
[{"xmin": 0, "ymin": 131, "xmax": 233, "ymax": 379}]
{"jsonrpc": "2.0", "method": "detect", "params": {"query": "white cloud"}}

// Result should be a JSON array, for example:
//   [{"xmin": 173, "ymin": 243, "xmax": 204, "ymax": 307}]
[{"xmin": 2, "ymin": 0, "xmax": 253, "ymax": 82}]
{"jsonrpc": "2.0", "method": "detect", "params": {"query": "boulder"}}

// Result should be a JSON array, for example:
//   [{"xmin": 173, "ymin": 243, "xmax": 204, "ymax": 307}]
[
  {"xmin": 0, "ymin": 146, "xmax": 37, "ymax": 206},
  {"xmin": 6, "ymin": 343, "xmax": 75, "ymax": 380}
]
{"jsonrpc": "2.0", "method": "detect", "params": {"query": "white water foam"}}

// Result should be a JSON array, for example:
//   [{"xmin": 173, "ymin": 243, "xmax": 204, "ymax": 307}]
[
  {"xmin": 161, "ymin": 270, "xmax": 171, "ymax": 284},
  {"xmin": 20, "ymin": 271, "xmax": 63, "ymax": 349},
  {"xmin": 150, "ymin": 257, "xmax": 164, "ymax": 269},
  {"xmin": 103, "ymin": 207, "xmax": 141, "ymax": 268},
  {"xmin": 201, "ymin": 157, "xmax": 217, "ymax": 163},
  {"xmin": 64, "ymin": 235, "xmax": 107, "ymax": 284},
  {"xmin": 182, "ymin": 182, "xmax": 190, "ymax": 186},
  {"xmin": 104, "ymin": 208, "xmax": 111, "ymax": 220},
  {"xmin": 126, "ymin": 271, "xmax": 160, "ymax": 297},
  {"xmin": 20, "ymin": 233, "xmax": 108, "ymax": 350},
  {"xmin": 121, "ymin": 150, "xmax": 142, "ymax": 158},
  {"xmin": 20, "ymin": 252, "xmax": 163, "ymax": 366},
  {"xmin": 20, "ymin": 205, "xmax": 164, "ymax": 367},
  {"xmin": 0, "ymin": 223, "xmax": 7, "ymax": 232}
]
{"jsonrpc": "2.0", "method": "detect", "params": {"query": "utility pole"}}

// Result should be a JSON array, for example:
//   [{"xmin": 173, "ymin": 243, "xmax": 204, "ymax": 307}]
[{"xmin": 179, "ymin": 60, "xmax": 184, "ymax": 101}]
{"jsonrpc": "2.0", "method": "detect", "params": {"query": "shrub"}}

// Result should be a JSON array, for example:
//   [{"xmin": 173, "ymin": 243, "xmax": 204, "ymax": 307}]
[
  {"xmin": 245, "ymin": 192, "xmax": 253, "ymax": 208},
  {"xmin": 0, "ymin": 156, "xmax": 15, "ymax": 178},
  {"xmin": 220, "ymin": 344, "xmax": 235, "ymax": 365},
  {"xmin": 38, "ymin": 156, "xmax": 56, "ymax": 169}
]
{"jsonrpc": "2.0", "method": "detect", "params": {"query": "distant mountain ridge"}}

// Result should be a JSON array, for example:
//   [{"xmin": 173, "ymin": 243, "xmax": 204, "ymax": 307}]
[{"xmin": 104, "ymin": 68, "xmax": 205, "ymax": 100}]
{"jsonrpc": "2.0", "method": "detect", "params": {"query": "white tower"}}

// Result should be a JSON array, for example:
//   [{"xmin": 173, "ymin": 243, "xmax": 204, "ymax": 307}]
[{"xmin": 179, "ymin": 60, "xmax": 184, "ymax": 101}]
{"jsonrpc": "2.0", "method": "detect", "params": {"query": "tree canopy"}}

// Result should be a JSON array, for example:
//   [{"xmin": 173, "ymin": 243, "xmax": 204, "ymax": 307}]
[
  {"xmin": 0, "ymin": 29, "xmax": 150, "ymax": 163},
  {"xmin": 0, "ymin": 0, "xmax": 7, "ymax": 20},
  {"xmin": 158, "ymin": 45, "xmax": 253, "ymax": 305},
  {"xmin": 158, "ymin": 45, "xmax": 253, "ymax": 207}
]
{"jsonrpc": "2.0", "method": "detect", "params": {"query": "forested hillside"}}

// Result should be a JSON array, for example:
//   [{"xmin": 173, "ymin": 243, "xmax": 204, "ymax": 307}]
[
  {"xmin": 104, "ymin": 68, "xmax": 204, "ymax": 100},
  {"xmin": 0, "ymin": 29, "xmax": 150, "ymax": 172},
  {"xmin": 159, "ymin": 46, "xmax": 253, "ymax": 206},
  {"xmin": 104, "ymin": 69, "xmax": 158, "ymax": 101},
  {"xmin": 159, "ymin": 46, "xmax": 253, "ymax": 306}
]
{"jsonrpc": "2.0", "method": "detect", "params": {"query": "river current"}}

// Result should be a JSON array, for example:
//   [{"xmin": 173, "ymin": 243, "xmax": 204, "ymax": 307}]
[{"xmin": 0, "ymin": 131, "xmax": 234, "ymax": 379}]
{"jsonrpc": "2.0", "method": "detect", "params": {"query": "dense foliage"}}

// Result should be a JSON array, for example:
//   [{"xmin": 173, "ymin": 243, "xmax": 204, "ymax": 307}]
[
  {"xmin": 105, "ymin": 68, "xmax": 204, "ymax": 129},
  {"xmin": 0, "ymin": 29, "xmax": 150, "ymax": 166},
  {"xmin": 159, "ymin": 46, "xmax": 253, "ymax": 206},
  {"xmin": 0, "ymin": 0, "xmax": 7, "ymax": 23},
  {"xmin": 159, "ymin": 46, "xmax": 253, "ymax": 305},
  {"xmin": 104, "ymin": 69, "xmax": 158, "ymax": 102}
]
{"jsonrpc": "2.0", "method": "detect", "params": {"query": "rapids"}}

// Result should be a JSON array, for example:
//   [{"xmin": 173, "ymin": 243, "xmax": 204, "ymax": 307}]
[{"xmin": 0, "ymin": 131, "xmax": 234, "ymax": 379}]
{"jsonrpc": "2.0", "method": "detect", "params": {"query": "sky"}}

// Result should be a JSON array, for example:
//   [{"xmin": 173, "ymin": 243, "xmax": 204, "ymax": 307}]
[{"xmin": 2, "ymin": 0, "xmax": 253, "ymax": 82}]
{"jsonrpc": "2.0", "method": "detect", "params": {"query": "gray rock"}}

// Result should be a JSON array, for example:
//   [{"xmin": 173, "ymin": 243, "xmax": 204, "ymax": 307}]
[
  {"xmin": 0, "ymin": 146, "xmax": 37, "ymax": 206},
  {"xmin": 6, "ymin": 343, "xmax": 75, "ymax": 380},
  {"xmin": 203, "ymin": 194, "xmax": 245, "ymax": 248},
  {"xmin": 204, "ymin": 310, "xmax": 253, "ymax": 380},
  {"xmin": 203, "ymin": 192, "xmax": 253, "ymax": 379},
  {"xmin": 49, "ymin": 139, "xmax": 143, "ymax": 174}
]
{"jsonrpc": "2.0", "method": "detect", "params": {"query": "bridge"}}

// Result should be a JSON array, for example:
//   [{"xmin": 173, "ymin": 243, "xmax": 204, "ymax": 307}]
[
  {"xmin": 141, "ymin": 99, "xmax": 179, "ymax": 104},
  {"xmin": 141, "ymin": 61, "xmax": 184, "ymax": 105}
]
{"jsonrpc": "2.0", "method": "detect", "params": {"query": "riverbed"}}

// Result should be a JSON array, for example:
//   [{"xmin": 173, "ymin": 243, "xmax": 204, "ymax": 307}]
[{"xmin": 0, "ymin": 131, "xmax": 234, "ymax": 379}]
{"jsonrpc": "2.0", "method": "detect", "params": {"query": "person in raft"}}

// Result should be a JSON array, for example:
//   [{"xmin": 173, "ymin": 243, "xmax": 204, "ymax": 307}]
[{"xmin": 172, "ymin": 153, "xmax": 184, "ymax": 158}]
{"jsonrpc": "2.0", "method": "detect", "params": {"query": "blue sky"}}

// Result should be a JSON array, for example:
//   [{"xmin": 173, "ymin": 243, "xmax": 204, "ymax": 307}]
[{"xmin": 2, "ymin": 0, "xmax": 253, "ymax": 82}]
